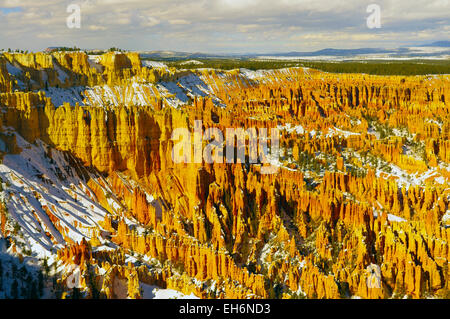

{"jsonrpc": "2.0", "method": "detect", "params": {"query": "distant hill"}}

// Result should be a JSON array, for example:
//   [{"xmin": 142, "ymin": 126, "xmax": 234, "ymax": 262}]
[
  {"xmin": 265, "ymin": 48, "xmax": 393, "ymax": 57},
  {"xmin": 106, "ymin": 42, "xmax": 450, "ymax": 61},
  {"xmin": 421, "ymin": 41, "xmax": 450, "ymax": 47},
  {"xmin": 139, "ymin": 50, "xmax": 229, "ymax": 60}
]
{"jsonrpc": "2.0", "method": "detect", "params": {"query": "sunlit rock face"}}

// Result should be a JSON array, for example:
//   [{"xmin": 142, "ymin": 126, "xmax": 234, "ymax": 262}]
[{"xmin": 0, "ymin": 51, "xmax": 448, "ymax": 299}]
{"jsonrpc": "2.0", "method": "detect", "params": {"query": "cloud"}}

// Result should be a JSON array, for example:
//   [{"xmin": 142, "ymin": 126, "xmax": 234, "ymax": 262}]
[
  {"xmin": 168, "ymin": 19, "xmax": 191, "ymax": 25},
  {"xmin": 88, "ymin": 25, "xmax": 107, "ymax": 30},
  {"xmin": 0, "ymin": 0, "xmax": 447, "ymax": 52},
  {"xmin": 140, "ymin": 16, "xmax": 160, "ymax": 27},
  {"xmin": 37, "ymin": 32, "xmax": 53, "ymax": 39},
  {"xmin": 237, "ymin": 24, "xmax": 261, "ymax": 32}
]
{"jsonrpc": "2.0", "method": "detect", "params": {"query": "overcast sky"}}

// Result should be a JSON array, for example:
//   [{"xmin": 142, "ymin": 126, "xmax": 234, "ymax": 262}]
[{"xmin": 0, "ymin": 0, "xmax": 448, "ymax": 53}]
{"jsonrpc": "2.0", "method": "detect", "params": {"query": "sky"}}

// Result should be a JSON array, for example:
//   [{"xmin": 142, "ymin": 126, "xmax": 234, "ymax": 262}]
[{"xmin": 0, "ymin": 0, "xmax": 448, "ymax": 53}]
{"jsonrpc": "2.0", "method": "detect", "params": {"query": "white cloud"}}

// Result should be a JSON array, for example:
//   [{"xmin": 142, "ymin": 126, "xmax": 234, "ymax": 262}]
[
  {"xmin": 168, "ymin": 19, "xmax": 191, "ymax": 25},
  {"xmin": 37, "ymin": 32, "xmax": 53, "ymax": 39},
  {"xmin": 88, "ymin": 25, "xmax": 107, "ymax": 30},
  {"xmin": 0, "ymin": 0, "xmax": 447, "ymax": 52}
]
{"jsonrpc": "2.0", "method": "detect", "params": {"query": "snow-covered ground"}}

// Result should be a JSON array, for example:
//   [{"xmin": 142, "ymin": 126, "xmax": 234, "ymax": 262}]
[
  {"xmin": 277, "ymin": 123, "xmax": 305, "ymax": 135},
  {"xmin": 0, "ymin": 130, "xmax": 109, "ymax": 258},
  {"xmin": 373, "ymin": 211, "xmax": 407, "ymax": 223},
  {"xmin": 42, "ymin": 73, "xmax": 223, "ymax": 109},
  {"xmin": 142, "ymin": 60, "xmax": 168, "ymax": 69},
  {"xmin": 0, "ymin": 127, "xmax": 193, "ymax": 299},
  {"xmin": 141, "ymin": 284, "xmax": 199, "ymax": 299},
  {"xmin": 179, "ymin": 60, "xmax": 203, "ymax": 66}
]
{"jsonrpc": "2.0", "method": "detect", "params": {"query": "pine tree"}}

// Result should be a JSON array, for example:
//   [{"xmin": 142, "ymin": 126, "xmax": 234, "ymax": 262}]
[
  {"xmin": 29, "ymin": 280, "xmax": 39, "ymax": 299},
  {"xmin": 38, "ymin": 271, "xmax": 44, "ymax": 296},
  {"xmin": 11, "ymin": 279, "xmax": 18, "ymax": 298},
  {"xmin": 72, "ymin": 287, "xmax": 80, "ymax": 299}
]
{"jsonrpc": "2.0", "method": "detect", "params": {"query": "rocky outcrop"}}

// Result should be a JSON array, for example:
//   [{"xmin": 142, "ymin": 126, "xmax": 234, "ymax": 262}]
[{"xmin": 0, "ymin": 52, "xmax": 448, "ymax": 299}]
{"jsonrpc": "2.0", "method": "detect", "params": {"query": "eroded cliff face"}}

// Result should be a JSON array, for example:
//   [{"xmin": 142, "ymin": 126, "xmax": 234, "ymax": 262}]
[{"xmin": 0, "ymin": 51, "xmax": 448, "ymax": 299}]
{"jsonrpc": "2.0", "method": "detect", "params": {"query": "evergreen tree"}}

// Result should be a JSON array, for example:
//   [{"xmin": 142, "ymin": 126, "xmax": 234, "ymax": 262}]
[
  {"xmin": 11, "ymin": 279, "xmax": 18, "ymax": 298},
  {"xmin": 71, "ymin": 287, "xmax": 80, "ymax": 299},
  {"xmin": 38, "ymin": 271, "xmax": 44, "ymax": 296},
  {"xmin": 29, "ymin": 280, "xmax": 39, "ymax": 299},
  {"xmin": 42, "ymin": 257, "xmax": 50, "ymax": 276}
]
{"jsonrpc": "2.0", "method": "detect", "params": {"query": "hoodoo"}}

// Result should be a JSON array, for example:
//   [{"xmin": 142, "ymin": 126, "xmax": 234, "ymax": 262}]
[{"xmin": 0, "ymin": 51, "xmax": 448, "ymax": 300}]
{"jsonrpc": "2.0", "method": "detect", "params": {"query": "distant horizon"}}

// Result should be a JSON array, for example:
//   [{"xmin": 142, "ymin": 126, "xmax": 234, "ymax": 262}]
[{"xmin": 3, "ymin": 40, "xmax": 450, "ymax": 57}]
